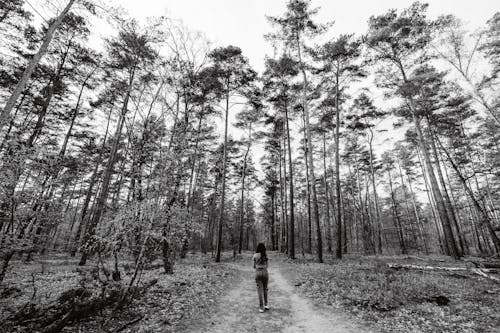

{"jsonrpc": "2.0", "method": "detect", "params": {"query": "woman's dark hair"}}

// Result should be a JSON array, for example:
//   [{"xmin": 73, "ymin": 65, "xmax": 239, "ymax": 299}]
[{"xmin": 256, "ymin": 243, "xmax": 267, "ymax": 261}]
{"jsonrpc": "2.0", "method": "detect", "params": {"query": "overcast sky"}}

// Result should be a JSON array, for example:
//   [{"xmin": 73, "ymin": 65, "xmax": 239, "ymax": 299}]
[{"xmin": 114, "ymin": 0, "xmax": 499, "ymax": 72}]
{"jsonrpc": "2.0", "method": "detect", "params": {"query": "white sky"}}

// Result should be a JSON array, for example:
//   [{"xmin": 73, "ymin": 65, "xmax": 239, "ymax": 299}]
[{"xmin": 115, "ymin": 0, "xmax": 500, "ymax": 72}]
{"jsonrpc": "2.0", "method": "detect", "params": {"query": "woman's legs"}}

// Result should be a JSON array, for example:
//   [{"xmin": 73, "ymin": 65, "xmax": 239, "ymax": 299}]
[
  {"xmin": 256, "ymin": 270, "xmax": 269, "ymax": 310},
  {"xmin": 263, "ymin": 274, "xmax": 269, "ymax": 306},
  {"xmin": 255, "ymin": 277, "xmax": 264, "ymax": 309}
]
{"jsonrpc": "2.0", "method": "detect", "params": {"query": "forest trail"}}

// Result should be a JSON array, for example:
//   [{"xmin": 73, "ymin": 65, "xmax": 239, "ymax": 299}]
[{"xmin": 186, "ymin": 253, "xmax": 373, "ymax": 333}]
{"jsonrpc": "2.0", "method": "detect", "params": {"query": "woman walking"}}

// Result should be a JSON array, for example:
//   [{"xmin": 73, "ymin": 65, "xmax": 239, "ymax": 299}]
[{"xmin": 253, "ymin": 243, "xmax": 269, "ymax": 313}]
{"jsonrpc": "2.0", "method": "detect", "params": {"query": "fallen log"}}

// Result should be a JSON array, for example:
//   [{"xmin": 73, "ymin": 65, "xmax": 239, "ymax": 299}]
[
  {"xmin": 402, "ymin": 256, "xmax": 446, "ymax": 262},
  {"xmin": 387, "ymin": 264, "xmax": 467, "ymax": 272},
  {"xmin": 388, "ymin": 263, "xmax": 497, "ymax": 273},
  {"xmin": 472, "ymin": 262, "xmax": 500, "ymax": 269},
  {"xmin": 462, "ymin": 258, "xmax": 500, "ymax": 269},
  {"xmin": 387, "ymin": 264, "xmax": 500, "ymax": 284},
  {"xmin": 471, "ymin": 268, "xmax": 500, "ymax": 284},
  {"xmin": 402, "ymin": 256, "xmax": 427, "ymax": 261}
]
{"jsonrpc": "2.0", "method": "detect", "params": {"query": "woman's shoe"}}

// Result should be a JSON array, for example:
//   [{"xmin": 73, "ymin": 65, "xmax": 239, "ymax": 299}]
[
  {"xmin": 264, "ymin": 305, "xmax": 269, "ymax": 310},
  {"xmin": 259, "ymin": 308, "xmax": 265, "ymax": 313}
]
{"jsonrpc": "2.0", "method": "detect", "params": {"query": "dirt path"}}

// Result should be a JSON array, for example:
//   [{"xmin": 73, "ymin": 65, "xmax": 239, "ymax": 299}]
[{"xmin": 187, "ymin": 255, "xmax": 374, "ymax": 333}]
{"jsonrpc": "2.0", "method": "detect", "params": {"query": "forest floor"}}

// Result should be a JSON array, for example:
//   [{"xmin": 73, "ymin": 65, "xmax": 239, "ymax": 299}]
[
  {"xmin": 1, "ymin": 251, "xmax": 499, "ymax": 332},
  {"xmin": 281, "ymin": 252, "xmax": 500, "ymax": 333},
  {"xmin": 0, "ymin": 253, "xmax": 240, "ymax": 333}
]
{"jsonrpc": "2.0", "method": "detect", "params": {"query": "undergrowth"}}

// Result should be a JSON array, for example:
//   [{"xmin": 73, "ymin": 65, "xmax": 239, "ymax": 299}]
[
  {"xmin": 0, "ymin": 253, "xmax": 239, "ymax": 333},
  {"xmin": 283, "ymin": 255, "xmax": 500, "ymax": 333}
]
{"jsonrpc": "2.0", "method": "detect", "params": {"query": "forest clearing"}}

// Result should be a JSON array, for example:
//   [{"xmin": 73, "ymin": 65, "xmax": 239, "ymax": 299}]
[{"xmin": 1, "ymin": 0, "xmax": 500, "ymax": 332}]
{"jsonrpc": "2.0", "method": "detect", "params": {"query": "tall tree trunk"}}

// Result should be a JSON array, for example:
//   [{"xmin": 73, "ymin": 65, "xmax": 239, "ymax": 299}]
[
  {"xmin": 70, "ymin": 110, "xmax": 112, "ymax": 256},
  {"xmin": 367, "ymin": 127, "xmax": 383, "ymax": 254},
  {"xmin": 285, "ymin": 103, "xmax": 295, "ymax": 259},
  {"xmin": 282, "ymin": 135, "xmax": 288, "ymax": 253},
  {"xmin": 31, "ymin": 68, "xmax": 96, "ymax": 242},
  {"xmin": 270, "ymin": 192, "xmax": 276, "ymax": 250},
  {"xmin": 215, "ymin": 91, "xmax": 230, "ymax": 262},
  {"xmin": 417, "ymin": 145, "xmax": 445, "ymax": 253},
  {"xmin": 296, "ymin": 34, "xmax": 322, "ymax": 263},
  {"xmin": 467, "ymin": 204, "xmax": 485, "ymax": 255},
  {"xmin": 397, "ymin": 61, "xmax": 460, "ymax": 259},
  {"xmin": 406, "ymin": 173, "xmax": 429, "ymax": 254},
  {"xmin": 2, "ymin": 46, "xmax": 71, "ymax": 225},
  {"xmin": 322, "ymin": 132, "xmax": 332, "ymax": 253},
  {"xmin": 441, "ymin": 149, "xmax": 470, "ymax": 255},
  {"xmin": 59, "ymin": 68, "xmax": 96, "ymax": 159},
  {"xmin": 340, "ymin": 188, "xmax": 348, "ymax": 254},
  {"xmin": 275, "ymin": 163, "xmax": 284, "ymax": 252},
  {"xmin": 397, "ymin": 162, "xmax": 420, "ymax": 252},
  {"xmin": 428, "ymin": 124, "xmax": 465, "ymax": 256},
  {"xmin": 356, "ymin": 162, "xmax": 374, "ymax": 254},
  {"xmin": 66, "ymin": 179, "xmax": 83, "ymax": 251},
  {"xmin": 238, "ymin": 135, "xmax": 250, "ymax": 254},
  {"xmin": 0, "ymin": 0, "xmax": 76, "ymax": 132},
  {"xmin": 79, "ymin": 66, "xmax": 136, "ymax": 265},
  {"xmin": 436, "ymin": 137, "xmax": 500, "ymax": 253},
  {"xmin": 187, "ymin": 109, "xmax": 204, "ymax": 210},
  {"xmin": 334, "ymin": 73, "xmax": 342, "ymax": 260},
  {"xmin": 279, "ymin": 143, "xmax": 287, "ymax": 253},
  {"xmin": 301, "ymin": 110, "xmax": 312, "ymax": 253},
  {"xmin": 388, "ymin": 169, "xmax": 407, "ymax": 254},
  {"xmin": 161, "ymin": 150, "xmax": 186, "ymax": 274},
  {"xmin": 410, "ymin": 107, "xmax": 459, "ymax": 258}
]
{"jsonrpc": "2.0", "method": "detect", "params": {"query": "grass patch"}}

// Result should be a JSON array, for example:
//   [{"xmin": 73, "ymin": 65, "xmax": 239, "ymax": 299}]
[{"xmin": 282, "ymin": 254, "xmax": 500, "ymax": 333}]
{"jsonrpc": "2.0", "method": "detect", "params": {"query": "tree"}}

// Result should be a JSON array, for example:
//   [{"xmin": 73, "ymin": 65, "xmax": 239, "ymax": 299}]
[
  {"xmin": 208, "ymin": 46, "xmax": 256, "ymax": 262},
  {"xmin": 313, "ymin": 34, "xmax": 365, "ymax": 259},
  {"xmin": 382, "ymin": 151, "xmax": 408, "ymax": 254},
  {"xmin": 1, "ymin": 0, "xmax": 77, "ymax": 132},
  {"xmin": 347, "ymin": 93, "xmax": 387, "ymax": 253},
  {"xmin": 79, "ymin": 19, "xmax": 158, "ymax": 265},
  {"xmin": 263, "ymin": 55, "xmax": 299, "ymax": 258},
  {"xmin": 430, "ymin": 82, "xmax": 500, "ymax": 253},
  {"xmin": 366, "ymin": 2, "xmax": 461, "ymax": 259},
  {"xmin": 342, "ymin": 133, "xmax": 375, "ymax": 254},
  {"xmin": 433, "ymin": 14, "xmax": 500, "ymax": 127},
  {"xmin": 0, "ymin": 11, "xmax": 95, "ymax": 244},
  {"xmin": 267, "ymin": 0, "xmax": 329, "ymax": 263},
  {"xmin": 234, "ymin": 89, "xmax": 263, "ymax": 254}
]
